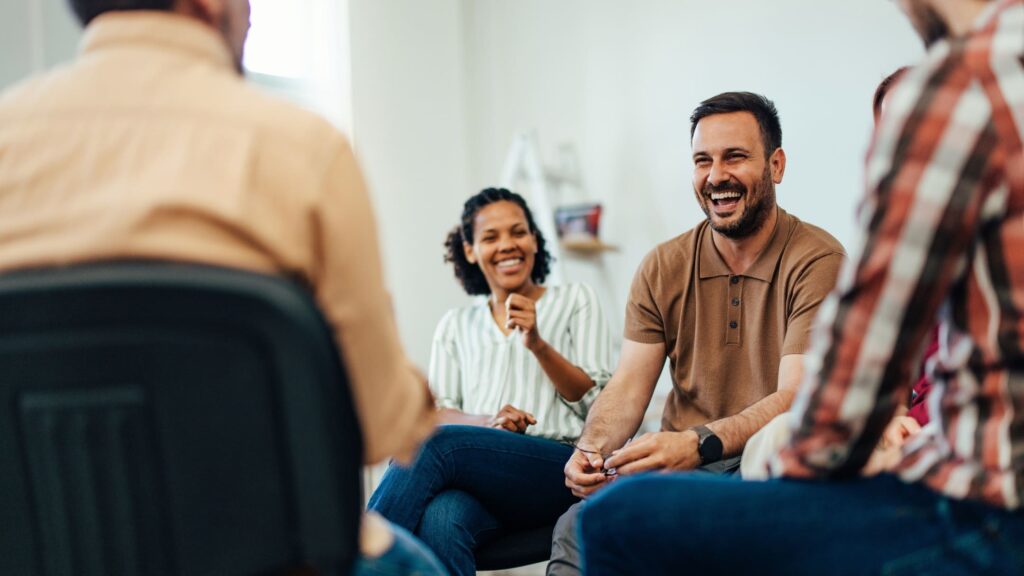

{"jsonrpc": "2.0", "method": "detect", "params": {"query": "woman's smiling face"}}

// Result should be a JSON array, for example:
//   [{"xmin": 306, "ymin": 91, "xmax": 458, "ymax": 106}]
[{"xmin": 463, "ymin": 200, "xmax": 538, "ymax": 295}]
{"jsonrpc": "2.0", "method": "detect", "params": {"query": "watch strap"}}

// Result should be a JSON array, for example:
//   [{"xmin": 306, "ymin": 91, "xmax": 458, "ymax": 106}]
[{"xmin": 691, "ymin": 424, "xmax": 723, "ymax": 465}]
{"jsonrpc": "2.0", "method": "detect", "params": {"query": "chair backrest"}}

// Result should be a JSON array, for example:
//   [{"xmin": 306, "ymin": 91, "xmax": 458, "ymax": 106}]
[{"xmin": 0, "ymin": 263, "xmax": 363, "ymax": 576}]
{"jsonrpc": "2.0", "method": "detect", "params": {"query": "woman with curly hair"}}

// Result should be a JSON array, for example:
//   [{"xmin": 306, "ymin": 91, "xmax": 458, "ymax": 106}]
[{"xmin": 368, "ymin": 188, "xmax": 613, "ymax": 576}]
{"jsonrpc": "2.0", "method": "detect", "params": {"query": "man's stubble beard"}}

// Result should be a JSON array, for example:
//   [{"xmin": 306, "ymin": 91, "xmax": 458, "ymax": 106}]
[{"xmin": 697, "ymin": 165, "xmax": 776, "ymax": 240}]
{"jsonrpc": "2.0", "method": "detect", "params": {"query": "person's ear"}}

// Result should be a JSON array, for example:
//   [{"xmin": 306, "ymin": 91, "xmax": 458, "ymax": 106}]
[
  {"xmin": 463, "ymin": 242, "xmax": 477, "ymax": 265},
  {"xmin": 770, "ymin": 148, "xmax": 787, "ymax": 184},
  {"xmin": 187, "ymin": 0, "xmax": 225, "ymax": 27}
]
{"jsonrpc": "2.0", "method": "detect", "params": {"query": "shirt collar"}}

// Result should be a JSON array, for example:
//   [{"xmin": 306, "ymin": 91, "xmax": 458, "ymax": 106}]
[
  {"xmin": 973, "ymin": 0, "xmax": 1019, "ymax": 32},
  {"xmin": 79, "ymin": 11, "xmax": 236, "ymax": 72},
  {"xmin": 698, "ymin": 207, "xmax": 793, "ymax": 283}
]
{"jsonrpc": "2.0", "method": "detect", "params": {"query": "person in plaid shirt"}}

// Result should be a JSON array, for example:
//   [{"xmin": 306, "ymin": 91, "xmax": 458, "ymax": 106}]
[{"xmin": 577, "ymin": 1, "xmax": 1024, "ymax": 574}]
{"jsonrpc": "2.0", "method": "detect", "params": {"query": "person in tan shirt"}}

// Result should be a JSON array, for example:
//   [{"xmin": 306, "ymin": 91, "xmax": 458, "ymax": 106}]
[
  {"xmin": 0, "ymin": 1, "xmax": 440, "ymax": 573},
  {"xmin": 548, "ymin": 92, "xmax": 845, "ymax": 576}
]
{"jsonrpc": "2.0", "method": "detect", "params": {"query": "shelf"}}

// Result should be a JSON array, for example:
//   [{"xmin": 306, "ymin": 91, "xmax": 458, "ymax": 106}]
[{"xmin": 560, "ymin": 239, "xmax": 619, "ymax": 254}]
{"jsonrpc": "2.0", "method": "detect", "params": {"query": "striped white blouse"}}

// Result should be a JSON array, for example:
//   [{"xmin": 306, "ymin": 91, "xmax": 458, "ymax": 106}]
[{"xmin": 429, "ymin": 282, "xmax": 613, "ymax": 441}]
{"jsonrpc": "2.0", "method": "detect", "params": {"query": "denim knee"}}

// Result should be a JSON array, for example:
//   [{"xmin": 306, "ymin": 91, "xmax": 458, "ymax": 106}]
[
  {"xmin": 419, "ymin": 489, "xmax": 498, "ymax": 546},
  {"xmin": 579, "ymin": 477, "xmax": 653, "ymax": 546},
  {"xmin": 420, "ymin": 490, "xmax": 472, "ymax": 540},
  {"xmin": 417, "ymin": 490, "xmax": 498, "ymax": 576},
  {"xmin": 418, "ymin": 424, "xmax": 475, "ymax": 458}
]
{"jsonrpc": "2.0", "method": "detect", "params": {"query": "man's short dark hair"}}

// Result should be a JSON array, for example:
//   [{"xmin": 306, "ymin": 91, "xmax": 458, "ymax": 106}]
[
  {"xmin": 68, "ymin": 0, "xmax": 175, "ymax": 26},
  {"xmin": 689, "ymin": 92, "xmax": 782, "ymax": 157}
]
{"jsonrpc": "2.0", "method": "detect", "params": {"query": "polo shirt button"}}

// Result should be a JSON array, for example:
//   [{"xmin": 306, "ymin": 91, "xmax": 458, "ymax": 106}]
[
  {"xmin": 730, "ymin": 276, "xmax": 740, "ymax": 285},
  {"xmin": 729, "ymin": 321, "xmax": 738, "ymax": 329},
  {"xmin": 731, "ymin": 298, "xmax": 740, "ymax": 306}
]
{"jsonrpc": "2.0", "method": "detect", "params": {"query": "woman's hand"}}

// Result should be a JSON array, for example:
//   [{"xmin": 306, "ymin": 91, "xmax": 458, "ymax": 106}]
[
  {"xmin": 862, "ymin": 415, "xmax": 923, "ymax": 476},
  {"xmin": 489, "ymin": 404, "xmax": 537, "ymax": 433},
  {"xmin": 505, "ymin": 293, "xmax": 547, "ymax": 352}
]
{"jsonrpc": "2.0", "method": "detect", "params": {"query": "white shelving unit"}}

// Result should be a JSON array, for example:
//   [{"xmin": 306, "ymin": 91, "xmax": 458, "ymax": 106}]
[{"xmin": 499, "ymin": 132, "xmax": 623, "ymax": 352}]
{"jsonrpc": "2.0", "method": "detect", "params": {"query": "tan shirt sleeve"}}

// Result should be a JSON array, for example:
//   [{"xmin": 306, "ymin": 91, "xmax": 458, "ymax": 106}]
[
  {"xmin": 310, "ymin": 135, "xmax": 434, "ymax": 465},
  {"xmin": 781, "ymin": 252, "xmax": 844, "ymax": 356},
  {"xmin": 624, "ymin": 251, "xmax": 667, "ymax": 344}
]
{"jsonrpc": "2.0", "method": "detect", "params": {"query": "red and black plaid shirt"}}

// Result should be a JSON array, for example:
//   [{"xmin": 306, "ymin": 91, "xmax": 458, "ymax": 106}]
[{"xmin": 775, "ymin": 0, "xmax": 1024, "ymax": 510}]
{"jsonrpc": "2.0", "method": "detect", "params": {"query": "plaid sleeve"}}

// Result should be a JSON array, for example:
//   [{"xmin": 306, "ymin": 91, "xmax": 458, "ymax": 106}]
[{"xmin": 773, "ymin": 52, "xmax": 1001, "ymax": 478}]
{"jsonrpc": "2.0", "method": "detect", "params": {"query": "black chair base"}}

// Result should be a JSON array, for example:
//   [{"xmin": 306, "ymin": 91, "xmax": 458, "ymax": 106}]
[{"xmin": 475, "ymin": 524, "xmax": 555, "ymax": 571}]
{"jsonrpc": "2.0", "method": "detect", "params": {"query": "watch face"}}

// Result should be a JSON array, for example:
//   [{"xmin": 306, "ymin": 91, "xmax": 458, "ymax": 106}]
[{"xmin": 700, "ymin": 434, "xmax": 724, "ymax": 464}]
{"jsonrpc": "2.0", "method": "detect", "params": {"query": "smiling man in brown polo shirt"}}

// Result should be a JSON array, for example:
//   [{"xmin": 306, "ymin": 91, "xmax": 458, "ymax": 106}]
[{"xmin": 547, "ymin": 92, "xmax": 845, "ymax": 576}]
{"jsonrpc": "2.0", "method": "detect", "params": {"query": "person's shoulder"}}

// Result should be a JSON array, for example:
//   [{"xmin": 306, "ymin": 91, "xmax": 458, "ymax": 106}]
[
  {"xmin": 435, "ymin": 298, "xmax": 488, "ymax": 335},
  {"xmin": 959, "ymin": 4, "xmax": 1021, "ymax": 86},
  {"xmin": 0, "ymin": 72, "xmax": 44, "ymax": 106},
  {"xmin": 656, "ymin": 225, "xmax": 702, "ymax": 253},
  {"xmin": 560, "ymin": 281, "xmax": 598, "ymax": 295},
  {"xmin": 635, "ymin": 224, "xmax": 702, "ymax": 276},
  {"xmin": 0, "ymin": 55, "xmax": 349, "ymax": 170},
  {"xmin": 0, "ymin": 61, "xmax": 80, "ymax": 115},
  {"xmin": 777, "ymin": 212, "xmax": 846, "ymax": 287},
  {"xmin": 556, "ymin": 282, "xmax": 599, "ymax": 304},
  {"xmin": 963, "ymin": 1, "xmax": 1020, "ymax": 57},
  {"xmin": 901, "ymin": 28, "xmax": 986, "ymax": 94},
  {"xmin": 784, "ymin": 212, "xmax": 846, "ymax": 259},
  {"xmin": 217, "ymin": 79, "xmax": 348, "ymax": 161}
]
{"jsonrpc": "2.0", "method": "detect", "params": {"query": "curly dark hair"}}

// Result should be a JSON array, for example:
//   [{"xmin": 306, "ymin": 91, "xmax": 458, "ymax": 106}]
[{"xmin": 444, "ymin": 188, "xmax": 552, "ymax": 296}]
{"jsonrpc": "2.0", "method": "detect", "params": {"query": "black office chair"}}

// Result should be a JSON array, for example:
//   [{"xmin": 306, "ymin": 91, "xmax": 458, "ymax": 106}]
[
  {"xmin": 475, "ymin": 524, "xmax": 555, "ymax": 571},
  {"xmin": 0, "ymin": 262, "xmax": 364, "ymax": 576}
]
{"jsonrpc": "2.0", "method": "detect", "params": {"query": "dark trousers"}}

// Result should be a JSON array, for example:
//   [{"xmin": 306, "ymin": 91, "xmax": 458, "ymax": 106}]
[
  {"xmin": 547, "ymin": 456, "xmax": 740, "ymax": 576},
  {"xmin": 580, "ymin": 473, "xmax": 1024, "ymax": 576}
]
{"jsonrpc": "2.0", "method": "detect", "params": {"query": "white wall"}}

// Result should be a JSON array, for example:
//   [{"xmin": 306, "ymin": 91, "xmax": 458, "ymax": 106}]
[
  {"xmin": 0, "ymin": 1, "xmax": 36, "ymax": 88},
  {"xmin": 0, "ymin": 0, "xmax": 80, "ymax": 88},
  {"xmin": 348, "ymin": 0, "xmax": 473, "ymax": 366}
]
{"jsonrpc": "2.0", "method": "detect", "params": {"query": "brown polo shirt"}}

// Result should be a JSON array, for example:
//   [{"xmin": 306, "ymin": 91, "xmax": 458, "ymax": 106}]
[{"xmin": 625, "ymin": 208, "xmax": 844, "ymax": 432}]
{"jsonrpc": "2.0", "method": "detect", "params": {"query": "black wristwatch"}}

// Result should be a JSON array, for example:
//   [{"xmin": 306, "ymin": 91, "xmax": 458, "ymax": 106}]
[{"xmin": 691, "ymin": 425, "xmax": 723, "ymax": 466}]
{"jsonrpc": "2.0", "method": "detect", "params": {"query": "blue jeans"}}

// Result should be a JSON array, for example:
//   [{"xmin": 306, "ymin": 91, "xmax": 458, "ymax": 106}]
[
  {"xmin": 368, "ymin": 425, "xmax": 578, "ymax": 576},
  {"xmin": 353, "ymin": 521, "xmax": 447, "ymax": 576},
  {"xmin": 579, "ymin": 473, "xmax": 1024, "ymax": 576}
]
